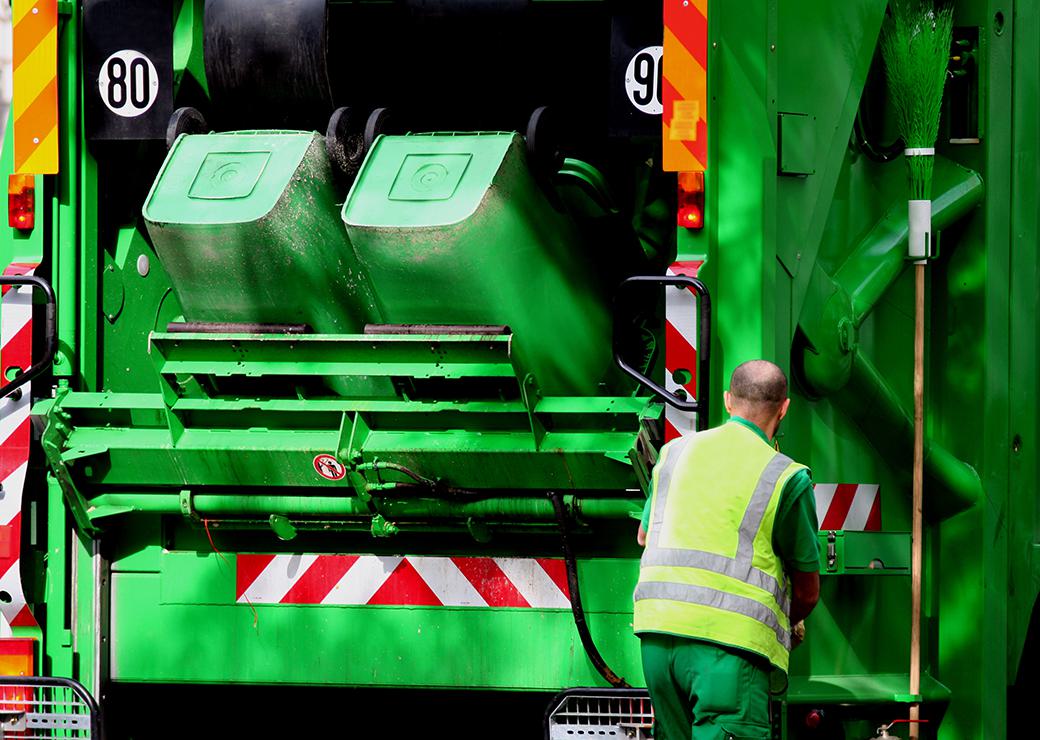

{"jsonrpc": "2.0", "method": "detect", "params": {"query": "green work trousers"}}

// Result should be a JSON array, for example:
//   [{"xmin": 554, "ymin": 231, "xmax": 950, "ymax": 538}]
[{"xmin": 640, "ymin": 634, "xmax": 772, "ymax": 740}]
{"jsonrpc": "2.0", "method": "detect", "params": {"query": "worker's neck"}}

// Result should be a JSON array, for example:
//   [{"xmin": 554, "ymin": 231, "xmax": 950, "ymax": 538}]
[{"xmin": 732, "ymin": 411, "xmax": 778, "ymax": 441}]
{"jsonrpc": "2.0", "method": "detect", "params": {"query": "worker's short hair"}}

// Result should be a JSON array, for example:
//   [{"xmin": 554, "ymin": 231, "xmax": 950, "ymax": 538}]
[{"xmin": 728, "ymin": 360, "xmax": 788, "ymax": 412}]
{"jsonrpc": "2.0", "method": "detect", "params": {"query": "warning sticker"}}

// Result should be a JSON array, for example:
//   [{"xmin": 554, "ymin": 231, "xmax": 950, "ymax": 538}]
[
  {"xmin": 313, "ymin": 454, "xmax": 346, "ymax": 481},
  {"xmin": 669, "ymin": 100, "xmax": 701, "ymax": 141}
]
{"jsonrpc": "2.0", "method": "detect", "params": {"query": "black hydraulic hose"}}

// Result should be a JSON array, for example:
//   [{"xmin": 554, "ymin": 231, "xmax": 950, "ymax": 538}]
[
  {"xmin": 364, "ymin": 482, "xmax": 483, "ymax": 498},
  {"xmin": 358, "ymin": 461, "xmax": 438, "ymax": 488},
  {"xmin": 853, "ymin": 109, "xmax": 903, "ymax": 163},
  {"xmin": 549, "ymin": 492, "xmax": 629, "ymax": 688}
]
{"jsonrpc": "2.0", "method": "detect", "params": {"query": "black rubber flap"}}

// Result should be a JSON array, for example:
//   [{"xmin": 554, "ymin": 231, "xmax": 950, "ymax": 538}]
[
  {"xmin": 204, "ymin": 0, "xmax": 333, "ymax": 129},
  {"xmin": 405, "ymin": 0, "xmax": 528, "ymax": 15}
]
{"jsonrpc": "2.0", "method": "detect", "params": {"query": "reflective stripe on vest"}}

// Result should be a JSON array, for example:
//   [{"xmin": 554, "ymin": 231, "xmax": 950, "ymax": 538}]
[
  {"xmin": 634, "ymin": 423, "xmax": 804, "ymax": 668},
  {"xmin": 632, "ymin": 581, "xmax": 789, "ymax": 647}
]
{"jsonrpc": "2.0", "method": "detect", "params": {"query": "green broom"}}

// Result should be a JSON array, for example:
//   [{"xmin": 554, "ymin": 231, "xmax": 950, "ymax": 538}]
[
  {"xmin": 882, "ymin": 0, "xmax": 954, "ymax": 259},
  {"xmin": 880, "ymin": 3, "xmax": 953, "ymax": 739}
]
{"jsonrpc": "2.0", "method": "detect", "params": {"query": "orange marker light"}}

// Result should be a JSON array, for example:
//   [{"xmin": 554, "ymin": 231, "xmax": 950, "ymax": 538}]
[
  {"xmin": 677, "ymin": 171, "xmax": 705, "ymax": 230},
  {"xmin": 0, "ymin": 638, "xmax": 36, "ymax": 713},
  {"xmin": 8, "ymin": 175, "xmax": 34, "ymax": 231},
  {"xmin": 0, "ymin": 637, "xmax": 34, "ymax": 677}
]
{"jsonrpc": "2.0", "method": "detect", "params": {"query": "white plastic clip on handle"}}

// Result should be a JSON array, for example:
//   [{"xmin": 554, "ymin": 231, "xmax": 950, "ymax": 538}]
[
  {"xmin": 908, "ymin": 199, "xmax": 931, "ymax": 261},
  {"xmin": 904, "ymin": 147, "xmax": 935, "ymax": 262}
]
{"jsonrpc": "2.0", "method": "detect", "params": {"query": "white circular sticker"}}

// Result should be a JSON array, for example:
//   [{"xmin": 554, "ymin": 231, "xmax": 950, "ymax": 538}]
[
  {"xmin": 624, "ymin": 46, "xmax": 664, "ymax": 115},
  {"xmin": 98, "ymin": 50, "xmax": 159, "ymax": 118}
]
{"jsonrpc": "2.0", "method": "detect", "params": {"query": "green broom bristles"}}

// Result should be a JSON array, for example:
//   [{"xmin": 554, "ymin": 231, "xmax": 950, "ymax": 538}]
[{"xmin": 881, "ymin": 0, "xmax": 954, "ymax": 200}]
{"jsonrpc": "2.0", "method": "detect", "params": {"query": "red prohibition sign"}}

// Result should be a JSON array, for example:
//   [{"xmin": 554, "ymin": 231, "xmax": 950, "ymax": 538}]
[{"xmin": 313, "ymin": 453, "xmax": 346, "ymax": 481}]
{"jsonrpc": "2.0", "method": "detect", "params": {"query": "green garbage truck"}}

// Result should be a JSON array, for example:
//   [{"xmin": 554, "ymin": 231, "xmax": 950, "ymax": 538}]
[{"xmin": 0, "ymin": 1, "xmax": 1036, "ymax": 738}]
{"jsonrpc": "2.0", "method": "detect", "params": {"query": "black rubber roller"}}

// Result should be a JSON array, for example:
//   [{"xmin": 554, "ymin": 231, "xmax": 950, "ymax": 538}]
[
  {"xmin": 166, "ymin": 107, "xmax": 208, "ymax": 149},
  {"xmin": 325, "ymin": 107, "xmax": 366, "ymax": 179},
  {"xmin": 363, "ymin": 108, "xmax": 396, "ymax": 156},
  {"xmin": 526, "ymin": 105, "xmax": 564, "ymax": 177}
]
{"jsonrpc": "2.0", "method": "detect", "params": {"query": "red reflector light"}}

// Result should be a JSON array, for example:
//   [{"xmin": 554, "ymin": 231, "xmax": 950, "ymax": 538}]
[
  {"xmin": 8, "ymin": 174, "xmax": 34, "ymax": 231},
  {"xmin": 678, "ymin": 205, "xmax": 703, "ymax": 229},
  {"xmin": 677, "ymin": 171, "xmax": 705, "ymax": 230}
]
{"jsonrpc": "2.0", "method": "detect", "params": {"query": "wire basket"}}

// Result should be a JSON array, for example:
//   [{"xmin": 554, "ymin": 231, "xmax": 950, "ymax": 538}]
[{"xmin": 0, "ymin": 677, "xmax": 101, "ymax": 739}]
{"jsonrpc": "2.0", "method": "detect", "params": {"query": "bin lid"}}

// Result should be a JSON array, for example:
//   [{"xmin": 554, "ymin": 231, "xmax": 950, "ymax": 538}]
[
  {"xmin": 342, "ymin": 133, "xmax": 516, "ymax": 229},
  {"xmin": 143, "ymin": 132, "xmax": 315, "ymax": 225}
]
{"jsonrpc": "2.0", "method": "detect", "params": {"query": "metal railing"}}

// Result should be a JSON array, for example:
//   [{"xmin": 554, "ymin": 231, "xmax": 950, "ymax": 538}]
[{"xmin": 0, "ymin": 677, "xmax": 102, "ymax": 739}]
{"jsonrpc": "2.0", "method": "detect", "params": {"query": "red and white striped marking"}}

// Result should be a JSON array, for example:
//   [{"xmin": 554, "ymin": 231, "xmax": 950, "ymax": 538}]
[
  {"xmin": 0, "ymin": 262, "xmax": 41, "ymax": 635},
  {"xmin": 236, "ymin": 554, "xmax": 572, "ymax": 608},
  {"xmin": 814, "ymin": 484, "xmax": 881, "ymax": 531},
  {"xmin": 664, "ymin": 261, "xmax": 703, "ymax": 441}
]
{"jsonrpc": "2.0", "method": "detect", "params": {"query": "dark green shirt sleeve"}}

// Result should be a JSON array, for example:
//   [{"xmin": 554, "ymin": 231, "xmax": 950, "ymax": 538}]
[
  {"xmin": 641, "ymin": 495, "xmax": 652, "ymax": 531},
  {"xmin": 772, "ymin": 469, "xmax": 820, "ymax": 572}
]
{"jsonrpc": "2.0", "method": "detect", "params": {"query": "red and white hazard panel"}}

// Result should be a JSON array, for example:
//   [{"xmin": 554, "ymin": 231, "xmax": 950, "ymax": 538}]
[
  {"xmin": 814, "ymin": 484, "xmax": 881, "ymax": 531},
  {"xmin": 0, "ymin": 262, "xmax": 41, "ymax": 634},
  {"xmin": 663, "ymin": 260, "xmax": 703, "ymax": 442},
  {"xmin": 236, "ymin": 555, "xmax": 571, "ymax": 609}
]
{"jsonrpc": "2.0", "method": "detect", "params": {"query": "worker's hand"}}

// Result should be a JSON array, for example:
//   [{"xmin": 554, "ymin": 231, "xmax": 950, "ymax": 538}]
[{"xmin": 791, "ymin": 620, "xmax": 806, "ymax": 649}]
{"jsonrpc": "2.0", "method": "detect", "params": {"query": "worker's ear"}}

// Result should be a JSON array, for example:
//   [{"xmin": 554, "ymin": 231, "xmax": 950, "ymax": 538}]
[
  {"xmin": 777, "ymin": 398, "xmax": 791, "ymax": 422},
  {"xmin": 723, "ymin": 391, "xmax": 733, "ymax": 414}
]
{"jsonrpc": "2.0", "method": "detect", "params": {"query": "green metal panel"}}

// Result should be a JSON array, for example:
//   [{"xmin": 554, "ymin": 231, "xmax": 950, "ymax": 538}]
[
  {"xmin": 0, "ymin": 109, "xmax": 45, "ymax": 274},
  {"xmin": 818, "ymin": 531, "xmax": 911, "ymax": 575},
  {"xmin": 777, "ymin": 113, "xmax": 816, "ymax": 177},
  {"xmin": 690, "ymin": 3, "xmax": 1011, "ymax": 738},
  {"xmin": 945, "ymin": 5, "xmax": 1013, "ymax": 740},
  {"xmin": 101, "ymin": 228, "xmax": 185, "ymax": 390},
  {"xmin": 787, "ymin": 674, "xmax": 951, "ymax": 706},
  {"xmin": 172, "ymin": 0, "xmax": 207, "ymax": 97},
  {"xmin": 1008, "ymin": 0, "xmax": 1040, "ymax": 697},
  {"xmin": 107, "ymin": 550, "xmax": 643, "ymax": 689},
  {"xmin": 54, "ymin": 0, "xmax": 83, "ymax": 382}
]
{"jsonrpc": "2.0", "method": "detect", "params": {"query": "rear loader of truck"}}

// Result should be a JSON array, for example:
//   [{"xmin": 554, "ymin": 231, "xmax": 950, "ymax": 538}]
[{"xmin": 0, "ymin": 1, "xmax": 1037, "ymax": 738}]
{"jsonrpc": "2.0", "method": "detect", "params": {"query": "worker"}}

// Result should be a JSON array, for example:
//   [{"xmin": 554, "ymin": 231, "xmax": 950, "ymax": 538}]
[{"xmin": 633, "ymin": 360, "xmax": 820, "ymax": 740}]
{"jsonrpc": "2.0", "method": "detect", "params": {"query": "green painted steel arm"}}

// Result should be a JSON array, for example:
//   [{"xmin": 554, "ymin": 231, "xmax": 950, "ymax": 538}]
[
  {"xmin": 86, "ymin": 493, "xmax": 642, "ymax": 524},
  {"xmin": 800, "ymin": 158, "xmax": 984, "ymax": 396},
  {"xmin": 797, "ymin": 157, "xmax": 985, "ymax": 519},
  {"xmin": 841, "ymin": 355, "xmax": 983, "ymax": 519},
  {"xmin": 837, "ymin": 161, "xmax": 984, "ymax": 324}
]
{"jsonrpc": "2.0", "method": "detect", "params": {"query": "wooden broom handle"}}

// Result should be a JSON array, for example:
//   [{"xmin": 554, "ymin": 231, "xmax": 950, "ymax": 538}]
[{"xmin": 910, "ymin": 262, "xmax": 925, "ymax": 739}]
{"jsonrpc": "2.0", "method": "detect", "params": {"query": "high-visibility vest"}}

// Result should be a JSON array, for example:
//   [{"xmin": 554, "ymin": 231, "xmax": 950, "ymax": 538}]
[{"xmin": 633, "ymin": 421, "xmax": 807, "ymax": 672}]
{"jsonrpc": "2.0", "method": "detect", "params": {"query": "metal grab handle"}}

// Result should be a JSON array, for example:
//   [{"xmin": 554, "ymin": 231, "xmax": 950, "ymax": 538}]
[
  {"xmin": 613, "ymin": 274, "xmax": 711, "ymax": 424},
  {"xmin": 0, "ymin": 275, "xmax": 56, "ymax": 399}
]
